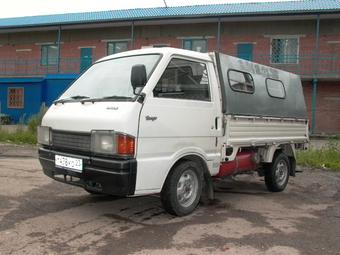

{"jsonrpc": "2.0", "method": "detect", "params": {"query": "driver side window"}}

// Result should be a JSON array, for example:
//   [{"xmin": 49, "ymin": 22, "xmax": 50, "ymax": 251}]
[{"xmin": 153, "ymin": 58, "xmax": 210, "ymax": 101}]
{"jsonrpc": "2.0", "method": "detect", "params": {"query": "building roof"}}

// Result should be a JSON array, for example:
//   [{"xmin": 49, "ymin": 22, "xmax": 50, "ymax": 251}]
[{"xmin": 0, "ymin": 0, "xmax": 339, "ymax": 29}]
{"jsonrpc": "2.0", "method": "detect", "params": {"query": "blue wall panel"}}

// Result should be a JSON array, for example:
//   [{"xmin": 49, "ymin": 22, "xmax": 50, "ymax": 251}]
[
  {"xmin": 0, "ymin": 74, "xmax": 77, "ymax": 123},
  {"xmin": 44, "ymin": 74, "xmax": 77, "ymax": 105},
  {"xmin": 0, "ymin": 79, "xmax": 43, "ymax": 122}
]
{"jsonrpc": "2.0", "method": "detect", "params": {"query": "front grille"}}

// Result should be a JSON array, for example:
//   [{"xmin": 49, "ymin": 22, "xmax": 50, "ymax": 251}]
[{"xmin": 52, "ymin": 130, "xmax": 91, "ymax": 152}]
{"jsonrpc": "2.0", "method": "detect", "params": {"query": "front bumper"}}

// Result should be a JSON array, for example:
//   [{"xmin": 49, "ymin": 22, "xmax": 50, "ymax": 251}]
[{"xmin": 38, "ymin": 147, "xmax": 137, "ymax": 196}]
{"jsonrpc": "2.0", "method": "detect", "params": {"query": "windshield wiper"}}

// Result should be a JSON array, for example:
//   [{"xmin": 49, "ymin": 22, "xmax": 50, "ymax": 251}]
[
  {"xmin": 102, "ymin": 96, "xmax": 133, "ymax": 100},
  {"xmin": 80, "ymin": 95, "xmax": 133, "ymax": 103},
  {"xmin": 54, "ymin": 95, "xmax": 90, "ymax": 105}
]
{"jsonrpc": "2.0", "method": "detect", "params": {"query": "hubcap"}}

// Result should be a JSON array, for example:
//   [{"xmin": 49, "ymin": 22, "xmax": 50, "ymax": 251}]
[
  {"xmin": 275, "ymin": 159, "xmax": 288, "ymax": 186},
  {"xmin": 177, "ymin": 169, "xmax": 199, "ymax": 208}
]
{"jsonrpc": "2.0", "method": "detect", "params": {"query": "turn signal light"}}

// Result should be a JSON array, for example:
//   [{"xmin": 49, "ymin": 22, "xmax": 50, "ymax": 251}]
[{"xmin": 116, "ymin": 134, "xmax": 135, "ymax": 156}]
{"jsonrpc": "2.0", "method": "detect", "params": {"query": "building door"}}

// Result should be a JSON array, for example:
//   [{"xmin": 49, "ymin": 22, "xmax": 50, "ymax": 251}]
[
  {"xmin": 80, "ymin": 48, "xmax": 93, "ymax": 72},
  {"xmin": 237, "ymin": 43, "xmax": 253, "ymax": 61}
]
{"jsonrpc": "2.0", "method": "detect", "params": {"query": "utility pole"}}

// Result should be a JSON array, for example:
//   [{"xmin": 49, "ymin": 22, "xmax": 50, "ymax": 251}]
[
  {"xmin": 57, "ymin": 26, "xmax": 62, "ymax": 74},
  {"xmin": 311, "ymin": 14, "xmax": 320, "ymax": 134}
]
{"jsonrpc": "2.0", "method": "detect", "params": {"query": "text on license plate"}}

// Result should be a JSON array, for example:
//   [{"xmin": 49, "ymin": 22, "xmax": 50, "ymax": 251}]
[{"xmin": 55, "ymin": 155, "xmax": 83, "ymax": 172}]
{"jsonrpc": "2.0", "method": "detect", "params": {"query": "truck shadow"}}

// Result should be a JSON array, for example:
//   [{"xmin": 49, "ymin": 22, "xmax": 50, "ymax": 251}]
[
  {"xmin": 1, "ymin": 176, "xmax": 276, "ymax": 233},
  {"xmin": 213, "ymin": 177, "xmax": 270, "ymax": 196}
]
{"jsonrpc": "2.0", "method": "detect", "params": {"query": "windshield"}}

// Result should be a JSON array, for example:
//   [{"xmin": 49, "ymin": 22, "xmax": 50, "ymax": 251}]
[{"xmin": 59, "ymin": 54, "xmax": 161, "ymax": 101}]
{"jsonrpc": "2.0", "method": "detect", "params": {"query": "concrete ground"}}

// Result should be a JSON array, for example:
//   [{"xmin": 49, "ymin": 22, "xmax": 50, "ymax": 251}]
[{"xmin": 0, "ymin": 144, "xmax": 339, "ymax": 255}]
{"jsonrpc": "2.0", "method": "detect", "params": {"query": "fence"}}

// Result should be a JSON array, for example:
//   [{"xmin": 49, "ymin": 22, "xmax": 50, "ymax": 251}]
[
  {"xmin": 0, "ymin": 54, "xmax": 339, "ymax": 78},
  {"xmin": 0, "ymin": 58, "xmax": 86, "ymax": 76},
  {"xmin": 254, "ymin": 54, "xmax": 340, "ymax": 79}
]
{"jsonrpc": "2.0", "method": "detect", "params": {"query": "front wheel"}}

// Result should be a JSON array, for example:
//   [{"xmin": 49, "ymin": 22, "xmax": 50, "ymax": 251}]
[
  {"xmin": 84, "ymin": 188, "xmax": 102, "ymax": 195},
  {"xmin": 161, "ymin": 161, "xmax": 203, "ymax": 216},
  {"xmin": 264, "ymin": 153, "xmax": 290, "ymax": 192}
]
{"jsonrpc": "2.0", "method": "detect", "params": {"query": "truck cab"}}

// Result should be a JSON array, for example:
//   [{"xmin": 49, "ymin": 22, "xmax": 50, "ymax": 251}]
[{"xmin": 38, "ymin": 47, "xmax": 308, "ymax": 216}]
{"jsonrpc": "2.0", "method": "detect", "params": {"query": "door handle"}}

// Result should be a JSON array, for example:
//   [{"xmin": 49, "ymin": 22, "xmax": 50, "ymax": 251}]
[{"xmin": 215, "ymin": 117, "xmax": 219, "ymax": 130}]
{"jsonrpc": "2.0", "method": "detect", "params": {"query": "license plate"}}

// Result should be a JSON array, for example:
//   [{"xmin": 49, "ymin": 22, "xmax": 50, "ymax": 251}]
[{"xmin": 55, "ymin": 155, "xmax": 83, "ymax": 172}]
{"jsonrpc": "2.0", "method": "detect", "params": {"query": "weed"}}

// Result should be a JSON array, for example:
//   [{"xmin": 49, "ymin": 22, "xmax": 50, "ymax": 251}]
[
  {"xmin": 0, "ymin": 105, "xmax": 48, "ymax": 145},
  {"xmin": 297, "ymin": 140, "xmax": 340, "ymax": 170}
]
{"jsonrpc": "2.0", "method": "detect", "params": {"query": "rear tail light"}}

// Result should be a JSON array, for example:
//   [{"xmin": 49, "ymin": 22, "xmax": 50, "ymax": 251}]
[{"xmin": 116, "ymin": 134, "xmax": 135, "ymax": 156}]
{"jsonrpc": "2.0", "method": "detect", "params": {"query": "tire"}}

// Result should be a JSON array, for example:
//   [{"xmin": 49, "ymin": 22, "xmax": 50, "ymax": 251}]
[
  {"xmin": 264, "ymin": 152, "xmax": 290, "ymax": 192},
  {"xmin": 161, "ymin": 161, "xmax": 203, "ymax": 216},
  {"xmin": 84, "ymin": 188, "xmax": 102, "ymax": 195}
]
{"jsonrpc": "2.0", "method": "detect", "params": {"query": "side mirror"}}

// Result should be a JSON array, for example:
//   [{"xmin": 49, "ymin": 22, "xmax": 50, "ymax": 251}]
[{"xmin": 131, "ymin": 64, "xmax": 147, "ymax": 92}]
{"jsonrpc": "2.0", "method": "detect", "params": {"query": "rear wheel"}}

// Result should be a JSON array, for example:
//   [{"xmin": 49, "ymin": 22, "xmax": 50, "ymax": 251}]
[
  {"xmin": 265, "ymin": 152, "xmax": 290, "ymax": 192},
  {"xmin": 161, "ymin": 161, "xmax": 203, "ymax": 216}
]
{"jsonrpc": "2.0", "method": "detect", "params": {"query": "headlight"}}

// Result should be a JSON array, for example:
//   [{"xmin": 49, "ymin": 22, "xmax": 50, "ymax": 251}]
[
  {"xmin": 91, "ymin": 131, "xmax": 116, "ymax": 155},
  {"xmin": 91, "ymin": 131, "xmax": 135, "ymax": 157},
  {"xmin": 37, "ymin": 126, "xmax": 51, "ymax": 145}
]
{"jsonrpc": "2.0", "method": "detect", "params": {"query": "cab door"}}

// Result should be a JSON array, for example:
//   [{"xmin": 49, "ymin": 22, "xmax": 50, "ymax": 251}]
[{"xmin": 135, "ymin": 57, "xmax": 221, "ymax": 192}]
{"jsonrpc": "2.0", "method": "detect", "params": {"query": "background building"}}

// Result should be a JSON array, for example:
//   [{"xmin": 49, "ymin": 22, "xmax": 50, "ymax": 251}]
[{"xmin": 0, "ymin": 0, "xmax": 339, "ymax": 133}]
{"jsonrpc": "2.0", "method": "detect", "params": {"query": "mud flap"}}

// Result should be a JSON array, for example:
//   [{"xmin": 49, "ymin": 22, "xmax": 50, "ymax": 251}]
[
  {"xmin": 290, "ymin": 157, "xmax": 296, "ymax": 177},
  {"xmin": 200, "ymin": 170, "xmax": 214, "ymax": 205}
]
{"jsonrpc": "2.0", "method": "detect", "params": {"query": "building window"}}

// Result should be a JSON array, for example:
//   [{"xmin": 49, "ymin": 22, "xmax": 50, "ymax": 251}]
[
  {"xmin": 227, "ymin": 69, "xmax": 254, "ymax": 94},
  {"xmin": 154, "ymin": 58, "xmax": 210, "ymax": 101},
  {"xmin": 41, "ymin": 45, "xmax": 58, "ymax": 66},
  {"xmin": 107, "ymin": 41, "xmax": 128, "ymax": 55},
  {"xmin": 8, "ymin": 87, "xmax": 24, "ymax": 108},
  {"xmin": 271, "ymin": 37, "xmax": 299, "ymax": 64},
  {"xmin": 183, "ymin": 39, "xmax": 207, "ymax": 52},
  {"xmin": 152, "ymin": 44, "xmax": 170, "ymax": 48}
]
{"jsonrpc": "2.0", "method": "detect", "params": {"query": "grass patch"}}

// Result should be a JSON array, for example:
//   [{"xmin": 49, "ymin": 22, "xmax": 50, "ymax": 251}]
[
  {"xmin": 0, "ymin": 105, "xmax": 47, "ymax": 145},
  {"xmin": 0, "ymin": 129, "xmax": 37, "ymax": 144},
  {"xmin": 297, "ymin": 140, "xmax": 340, "ymax": 170}
]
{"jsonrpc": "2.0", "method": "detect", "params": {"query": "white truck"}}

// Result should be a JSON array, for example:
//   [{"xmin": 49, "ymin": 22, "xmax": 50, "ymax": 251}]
[{"xmin": 38, "ymin": 47, "xmax": 308, "ymax": 216}]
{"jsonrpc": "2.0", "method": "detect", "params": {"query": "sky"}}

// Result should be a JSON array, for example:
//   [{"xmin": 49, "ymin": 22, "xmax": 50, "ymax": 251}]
[{"xmin": 0, "ymin": 0, "xmax": 296, "ymax": 19}]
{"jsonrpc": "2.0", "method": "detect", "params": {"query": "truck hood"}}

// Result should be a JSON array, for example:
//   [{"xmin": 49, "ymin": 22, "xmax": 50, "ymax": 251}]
[{"xmin": 42, "ymin": 101, "xmax": 142, "ymax": 136}]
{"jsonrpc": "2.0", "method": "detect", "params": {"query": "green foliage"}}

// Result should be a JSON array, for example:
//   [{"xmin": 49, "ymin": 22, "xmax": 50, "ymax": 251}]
[
  {"xmin": 0, "ymin": 115, "xmax": 11, "ymax": 125},
  {"xmin": 332, "ymin": 135, "xmax": 340, "ymax": 140},
  {"xmin": 0, "ymin": 130, "xmax": 36, "ymax": 144},
  {"xmin": 0, "ymin": 104, "xmax": 48, "ymax": 145},
  {"xmin": 297, "ymin": 140, "xmax": 340, "ymax": 170},
  {"xmin": 27, "ymin": 104, "xmax": 48, "ymax": 133}
]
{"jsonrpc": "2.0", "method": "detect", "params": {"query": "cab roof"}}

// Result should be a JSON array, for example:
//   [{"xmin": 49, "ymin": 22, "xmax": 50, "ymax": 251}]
[{"xmin": 97, "ymin": 47, "xmax": 213, "ymax": 63}]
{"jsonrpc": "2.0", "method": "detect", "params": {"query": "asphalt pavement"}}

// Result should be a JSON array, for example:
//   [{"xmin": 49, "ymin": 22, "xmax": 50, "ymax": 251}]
[{"xmin": 0, "ymin": 144, "xmax": 339, "ymax": 255}]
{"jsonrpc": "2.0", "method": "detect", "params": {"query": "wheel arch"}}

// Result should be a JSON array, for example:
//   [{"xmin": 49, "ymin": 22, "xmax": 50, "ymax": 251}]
[
  {"xmin": 260, "ymin": 144, "xmax": 296, "ymax": 162},
  {"xmin": 259, "ymin": 144, "xmax": 296, "ymax": 177},
  {"xmin": 161, "ymin": 153, "xmax": 214, "ymax": 201}
]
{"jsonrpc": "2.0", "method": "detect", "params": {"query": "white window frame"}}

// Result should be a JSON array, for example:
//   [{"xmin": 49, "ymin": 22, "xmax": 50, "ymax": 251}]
[
  {"xmin": 181, "ymin": 37, "xmax": 209, "ymax": 53},
  {"xmin": 270, "ymin": 35, "xmax": 300, "ymax": 65},
  {"xmin": 41, "ymin": 44, "xmax": 58, "ymax": 66},
  {"xmin": 106, "ymin": 41, "xmax": 129, "ymax": 55},
  {"xmin": 141, "ymin": 44, "xmax": 170, "ymax": 49}
]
